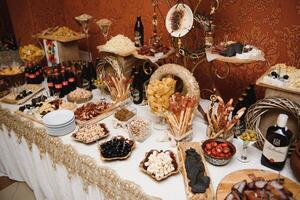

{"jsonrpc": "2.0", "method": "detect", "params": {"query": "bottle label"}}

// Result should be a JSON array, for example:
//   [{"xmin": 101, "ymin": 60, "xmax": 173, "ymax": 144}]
[
  {"xmin": 48, "ymin": 82, "xmax": 54, "ymax": 87},
  {"xmin": 55, "ymin": 84, "xmax": 62, "ymax": 89},
  {"xmin": 135, "ymin": 31, "xmax": 142, "ymax": 47},
  {"xmin": 29, "ymin": 74, "xmax": 36, "ymax": 79},
  {"xmin": 131, "ymin": 88, "xmax": 141, "ymax": 103},
  {"xmin": 68, "ymin": 77, "xmax": 75, "ymax": 82},
  {"xmin": 63, "ymin": 81, "xmax": 69, "ymax": 86},
  {"xmin": 262, "ymin": 140, "xmax": 288, "ymax": 162}
]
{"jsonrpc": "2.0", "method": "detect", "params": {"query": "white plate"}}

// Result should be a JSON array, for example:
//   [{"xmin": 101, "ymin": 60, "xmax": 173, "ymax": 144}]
[
  {"xmin": 43, "ymin": 109, "xmax": 74, "ymax": 126},
  {"xmin": 46, "ymin": 122, "xmax": 76, "ymax": 137},
  {"xmin": 44, "ymin": 117, "xmax": 75, "ymax": 128},
  {"xmin": 165, "ymin": 3, "xmax": 194, "ymax": 38}
]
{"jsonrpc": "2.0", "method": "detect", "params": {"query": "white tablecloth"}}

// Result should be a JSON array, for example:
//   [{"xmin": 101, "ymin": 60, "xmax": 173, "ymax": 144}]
[{"xmin": 0, "ymin": 93, "xmax": 298, "ymax": 200}]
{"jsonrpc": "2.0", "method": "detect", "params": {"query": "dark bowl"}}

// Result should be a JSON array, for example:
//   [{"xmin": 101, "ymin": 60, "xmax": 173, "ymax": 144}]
[{"xmin": 202, "ymin": 138, "xmax": 236, "ymax": 166}]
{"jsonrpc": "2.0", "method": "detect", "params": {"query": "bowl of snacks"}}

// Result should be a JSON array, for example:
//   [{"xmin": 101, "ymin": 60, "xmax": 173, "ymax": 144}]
[
  {"xmin": 126, "ymin": 117, "xmax": 151, "ymax": 142},
  {"xmin": 98, "ymin": 136, "xmax": 135, "ymax": 161},
  {"xmin": 139, "ymin": 150, "xmax": 179, "ymax": 181},
  {"xmin": 113, "ymin": 106, "xmax": 137, "ymax": 128},
  {"xmin": 202, "ymin": 139, "xmax": 236, "ymax": 166}
]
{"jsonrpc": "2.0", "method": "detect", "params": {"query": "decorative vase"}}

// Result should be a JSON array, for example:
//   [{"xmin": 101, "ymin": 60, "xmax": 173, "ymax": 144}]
[{"xmin": 290, "ymin": 141, "xmax": 300, "ymax": 182}]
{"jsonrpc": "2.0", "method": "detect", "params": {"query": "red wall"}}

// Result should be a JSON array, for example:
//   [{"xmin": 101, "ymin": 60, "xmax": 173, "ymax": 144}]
[{"xmin": 6, "ymin": 0, "xmax": 300, "ymax": 100}]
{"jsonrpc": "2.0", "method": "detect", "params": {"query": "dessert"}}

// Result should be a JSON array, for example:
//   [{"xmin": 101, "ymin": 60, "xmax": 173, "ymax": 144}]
[
  {"xmin": 140, "ymin": 150, "xmax": 178, "ymax": 181},
  {"xmin": 225, "ymin": 178, "xmax": 295, "ymax": 200},
  {"xmin": 19, "ymin": 44, "xmax": 44, "ymax": 62},
  {"xmin": 67, "ymin": 88, "xmax": 93, "ymax": 103},
  {"xmin": 74, "ymin": 101, "xmax": 112, "ymax": 121},
  {"xmin": 185, "ymin": 148, "xmax": 210, "ymax": 193},
  {"xmin": 114, "ymin": 108, "xmax": 135, "ymax": 122},
  {"xmin": 146, "ymin": 77, "xmax": 176, "ymax": 114},
  {"xmin": 73, "ymin": 123, "xmax": 109, "ymax": 144},
  {"xmin": 99, "ymin": 136, "xmax": 135, "ymax": 160},
  {"xmin": 127, "ymin": 118, "xmax": 150, "ymax": 142}
]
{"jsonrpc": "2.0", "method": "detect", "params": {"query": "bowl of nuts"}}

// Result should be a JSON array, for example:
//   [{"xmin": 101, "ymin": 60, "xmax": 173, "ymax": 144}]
[
  {"xmin": 202, "ymin": 139, "xmax": 236, "ymax": 166},
  {"xmin": 126, "ymin": 117, "xmax": 151, "ymax": 142}
]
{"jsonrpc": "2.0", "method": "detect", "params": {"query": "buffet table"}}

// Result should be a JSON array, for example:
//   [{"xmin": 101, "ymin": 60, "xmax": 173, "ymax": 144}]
[{"xmin": 0, "ymin": 89, "xmax": 298, "ymax": 200}]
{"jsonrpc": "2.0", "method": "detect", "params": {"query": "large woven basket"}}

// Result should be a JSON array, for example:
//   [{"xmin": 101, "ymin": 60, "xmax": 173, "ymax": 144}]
[{"xmin": 245, "ymin": 97, "xmax": 300, "ymax": 153}]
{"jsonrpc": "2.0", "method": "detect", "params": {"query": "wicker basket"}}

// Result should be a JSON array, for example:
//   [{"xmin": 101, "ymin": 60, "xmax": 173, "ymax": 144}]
[{"xmin": 245, "ymin": 97, "xmax": 300, "ymax": 153}]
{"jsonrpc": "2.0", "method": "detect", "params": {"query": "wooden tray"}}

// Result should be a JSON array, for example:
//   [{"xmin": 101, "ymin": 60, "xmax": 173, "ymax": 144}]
[
  {"xmin": 35, "ymin": 33, "xmax": 86, "ymax": 43},
  {"xmin": 15, "ymin": 110, "xmax": 43, "ymax": 125},
  {"xmin": 256, "ymin": 70, "xmax": 300, "ymax": 95},
  {"xmin": 216, "ymin": 169, "xmax": 300, "ymax": 200},
  {"xmin": 1, "ymin": 84, "xmax": 44, "ymax": 105},
  {"xmin": 177, "ymin": 142, "xmax": 214, "ymax": 200},
  {"xmin": 75, "ymin": 100, "xmax": 128, "ymax": 125},
  {"xmin": 139, "ymin": 150, "xmax": 179, "ymax": 182}
]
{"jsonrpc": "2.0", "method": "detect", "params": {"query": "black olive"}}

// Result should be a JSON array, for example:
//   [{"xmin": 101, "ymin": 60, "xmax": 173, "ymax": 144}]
[
  {"xmin": 27, "ymin": 91, "xmax": 33, "ymax": 95},
  {"xmin": 15, "ymin": 95, "xmax": 22, "ymax": 100},
  {"xmin": 283, "ymin": 75, "xmax": 289, "ymax": 80},
  {"xmin": 25, "ymin": 104, "xmax": 32, "ymax": 109},
  {"xmin": 19, "ymin": 106, "xmax": 26, "ymax": 112},
  {"xmin": 271, "ymin": 71, "xmax": 278, "ymax": 78}
]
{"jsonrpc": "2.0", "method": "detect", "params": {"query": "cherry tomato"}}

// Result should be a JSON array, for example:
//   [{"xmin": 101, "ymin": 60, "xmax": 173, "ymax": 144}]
[
  {"xmin": 221, "ymin": 143, "xmax": 228, "ymax": 147},
  {"xmin": 205, "ymin": 143, "xmax": 212, "ymax": 150},
  {"xmin": 216, "ymin": 147, "xmax": 222, "ymax": 153},
  {"xmin": 212, "ymin": 142, "xmax": 218, "ymax": 147},
  {"xmin": 223, "ymin": 147, "xmax": 230, "ymax": 153},
  {"xmin": 220, "ymin": 153, "xmax": 225, "ymax": 157},
  {"xmin": 207, "ymin": 150, "xmax": 212, "ymax": 155}
]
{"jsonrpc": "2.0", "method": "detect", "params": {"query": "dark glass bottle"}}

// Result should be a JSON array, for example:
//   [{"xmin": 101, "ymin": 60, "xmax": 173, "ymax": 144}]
[
  {"xmin": 134, "ymin": 16, "xmax": 144, "ymax": 47},
  {"xmin": 130, "ymin": 67, "xmax": 143, "ymax": 104},
  {"xmin": 28, "ymin": 63, "xmax": 36, "ymax": 84},
  {"xmin": 246, "ymin": 84, "xmax": 256, "ymax": 105},
  {"xmin": 261, "ymin": 114, "xmax": 293, "ymax": 171},
  {"xmin": 53, "ymin": 69, "xmax": 62, "ymax": 96},
  {"xmin": 232, "ymin": 97, "xmax": 246, "ymax": 136},
  {"xmin": 25, "ymin": 63, "xmax": 30, "ymax": 84},
  {"xmin": 88, "ymin": 61, "xmax": 96, "ymax": 90},
  {"xmin": 81, "ymin": 62, "xmax": 89, "ymax": 88},
  {"xmin": 47, "ymin": 70, "xmax": 55, "ymax": 96},
  {"xmin": 67, "ymin": 67, "xmax": 76, "ymax": 91},
  {"xmin": 60, "ymin": 69, "xmax": 69, "ymax": 97}
]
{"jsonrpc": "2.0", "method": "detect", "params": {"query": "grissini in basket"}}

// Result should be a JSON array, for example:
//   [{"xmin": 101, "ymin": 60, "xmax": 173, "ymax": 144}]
[{"xmin": 207, "ymin": 95, "xmax": 246, "ymax": 139}]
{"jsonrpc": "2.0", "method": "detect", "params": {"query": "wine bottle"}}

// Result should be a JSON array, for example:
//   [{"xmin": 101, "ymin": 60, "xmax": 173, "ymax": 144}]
[
  {"xmin": 130, "ymin": 67, "xmax": 143, "ymax": 104},
  {"xmin": 261, "ymin": 114, "xmax": 293, "ymax": 171},
  {"xmin": 134, "ymin": 16, "xmax": 144, "ymax": 47}
]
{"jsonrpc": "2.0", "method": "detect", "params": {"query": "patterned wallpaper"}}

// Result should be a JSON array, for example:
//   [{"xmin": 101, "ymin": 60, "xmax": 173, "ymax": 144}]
[{"xmin": 6, "ymin": 0, "xmax": 300, "ymax": 100}]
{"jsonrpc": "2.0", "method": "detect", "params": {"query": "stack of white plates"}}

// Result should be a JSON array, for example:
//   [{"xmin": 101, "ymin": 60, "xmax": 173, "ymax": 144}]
[{"xmin": 43, "ymin": 109, "xmax": 76, "ymax": 136}]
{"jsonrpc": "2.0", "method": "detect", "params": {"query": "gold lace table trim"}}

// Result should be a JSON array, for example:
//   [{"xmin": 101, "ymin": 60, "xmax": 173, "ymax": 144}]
[{"xmin": 0, "ymin": 107, "xmax": 160, "ymax": 200}]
